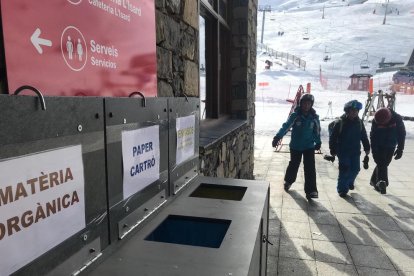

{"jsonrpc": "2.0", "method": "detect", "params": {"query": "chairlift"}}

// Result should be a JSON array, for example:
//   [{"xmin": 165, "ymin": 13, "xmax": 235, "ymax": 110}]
[
  {"xmin": 303, "ymin": 28, "xmax": 310, "ymax": 40},
  {"xmin": 323, "ymin": 46, "xmax": 331, "ymax": 61},
  {"xmin": 360, "ymin": 52, "xmax": 370, "ymax": 69},
  {"xmin": 360, "ymin": 60, "xmax": 370, "ymax": 69}
]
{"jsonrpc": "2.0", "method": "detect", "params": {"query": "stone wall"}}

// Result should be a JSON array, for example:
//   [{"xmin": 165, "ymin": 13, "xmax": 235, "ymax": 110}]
[
  {"xmin": 200, "ymin": 124, "xmax": 255, "ymax": 179},
  {"xmin": 155, "ymin": 0, "xmax": 199, "ymax": 97},
  {"xmin": 156, "ymin": 0, "xmax": 257, "ymax": 180}
]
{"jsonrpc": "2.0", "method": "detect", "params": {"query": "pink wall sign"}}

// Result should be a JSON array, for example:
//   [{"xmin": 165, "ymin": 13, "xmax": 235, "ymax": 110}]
[{"xmin": 0, "ymin": 0, "xmax": 157, "ymax": 97}]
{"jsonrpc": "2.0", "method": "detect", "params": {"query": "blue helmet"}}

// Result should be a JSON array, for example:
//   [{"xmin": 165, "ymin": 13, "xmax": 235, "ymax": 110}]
[{"xmin": 344, "ymin": 100, "xmax": 362, "ymax": 112}]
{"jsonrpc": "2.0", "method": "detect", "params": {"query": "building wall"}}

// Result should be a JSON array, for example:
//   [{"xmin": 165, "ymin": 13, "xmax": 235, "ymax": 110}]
[
  {"xmin": 156, "ymin": 0, "xmax": 257, "ymax": 180},
  {"xmin": 0, "ymin": 0, "xmax": 257, "ymax": 179},
  {"xmin": 348, "ymin": 77, "xmax": 369, "ymax": 91},
  {"xmin": 200, "ymin": 124, "xmax": 255, "ymax": 179}
]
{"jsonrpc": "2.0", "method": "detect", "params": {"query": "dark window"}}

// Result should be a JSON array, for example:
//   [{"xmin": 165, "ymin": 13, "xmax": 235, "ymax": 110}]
[
  {"xmin": 207, "ymin": 0, "xmax": 216, "ymax": 10},
  {"xmin": 219, "ymin": 0, "xmax": 228, "ymax": 20},
  {"xmin": 199, "ymin": 0, "xmax": 231, "ymax": 120}
]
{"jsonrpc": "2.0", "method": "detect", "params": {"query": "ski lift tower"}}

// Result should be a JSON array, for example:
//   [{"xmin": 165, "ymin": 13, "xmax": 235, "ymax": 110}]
[
  {"xmin": 383, "ymin": 0, "xmax": 390, "ymax": 25},
  {"xmin": 322, "ymin": 5, "xmax": 325, "ymax": 19},
  {"xmin": 258, "ymin": 5, "xmax": 272, "ymax": 44}
]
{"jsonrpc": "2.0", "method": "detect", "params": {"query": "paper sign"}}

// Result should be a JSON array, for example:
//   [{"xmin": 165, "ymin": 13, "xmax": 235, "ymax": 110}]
[
  {"xmin": 176, "ymin": 115, "xmax": 196, "ymax": 165},
  {"xmin": 0, "ymin": 145, "xmax": 85, "ymax": 275},
  {"xmin": 122, "ymin": 126, "xmax": 160, "ymax": 199}
]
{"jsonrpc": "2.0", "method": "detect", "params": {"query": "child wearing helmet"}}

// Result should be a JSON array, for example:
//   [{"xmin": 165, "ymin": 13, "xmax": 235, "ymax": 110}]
[
  {"xmin": 329, "ymin": 100, "xmax": 370, "ymax": 197},
  {"xmin": 370, "ymin": 107, "xmax": 406, "ymax": 194},
  {"xmin": 272, "ymin": 93, "xmax": 321, "ymax": 200}
]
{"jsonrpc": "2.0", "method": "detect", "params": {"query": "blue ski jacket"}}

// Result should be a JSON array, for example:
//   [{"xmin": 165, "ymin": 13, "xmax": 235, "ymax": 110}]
[{"xmin": 275, "ymin": 107, "xmax": 321, "ymax": 151}]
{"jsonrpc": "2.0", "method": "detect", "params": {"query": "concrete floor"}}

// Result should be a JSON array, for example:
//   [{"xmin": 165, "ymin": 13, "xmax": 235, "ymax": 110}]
[{"xmin": 254, "ymin": 132, "xmax": 414, "ymax": 275}]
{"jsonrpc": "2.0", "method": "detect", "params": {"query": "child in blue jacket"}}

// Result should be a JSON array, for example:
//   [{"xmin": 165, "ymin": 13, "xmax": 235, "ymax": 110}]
[
  {"xmin": 272, "ymin": 94, "xmax": 321, "ymax": 199},
  {"xmin": 329, "ymin": 100, "xmax": 370, "ymax": 197}
]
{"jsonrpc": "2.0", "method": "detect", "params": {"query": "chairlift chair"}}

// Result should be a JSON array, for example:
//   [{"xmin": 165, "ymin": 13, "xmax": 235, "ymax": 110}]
[
  {"xmin": 360, "ymin": 60, "xmax": 370, "ymax": 69},
  {"xmin": 323, "ymin": 46, "xmax": 331, "ymax": 62},
  {"xmin": 303, "ymin": 28, "xmax": 309, "ymax": 40},
  {"xmin": 360, "ymin": 52, "xmax": 370, "ymax": 69}
]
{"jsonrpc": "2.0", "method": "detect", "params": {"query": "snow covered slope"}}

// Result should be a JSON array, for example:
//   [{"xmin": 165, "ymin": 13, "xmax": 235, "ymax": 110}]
[{"xmin": 256, "ymin": 0, "xmax": 414, "ymax": 136}]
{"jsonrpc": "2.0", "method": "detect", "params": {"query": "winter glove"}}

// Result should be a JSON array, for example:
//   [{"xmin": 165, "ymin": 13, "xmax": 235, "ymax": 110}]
[
  {"xmin": 330, "ymin": 149, "xmax": 336, "ymax": 156},
  {"xmin": 272, "ymin": 136, "xmax": 281, "ymax": 148},
  {"xmin": 394, "ymin": 148, "xmax": 403, "ymax": 160},
  {"xmin": 362, "ymin": 155, "xmax": 369, "ymax": 170},
  {"xmin": 323, "ymin": 154, "xmax": 335, "ymax": 162},
  {"xmin": 314, "ymin": 143, "xmax": 321, "ymax": 151}
]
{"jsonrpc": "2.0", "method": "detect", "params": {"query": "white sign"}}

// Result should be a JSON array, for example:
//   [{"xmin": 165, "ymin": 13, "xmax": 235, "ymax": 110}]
[
  {"xmin": 0, "ymin": 145, "xmax": 86, "ymax": 275},
  {"xmin": 176, "ymin": 115, "xmax": 196, "ymax": 165},
  {"xmin": 122, "ymin": 126, "xmax": 160, "ymax": 199}
]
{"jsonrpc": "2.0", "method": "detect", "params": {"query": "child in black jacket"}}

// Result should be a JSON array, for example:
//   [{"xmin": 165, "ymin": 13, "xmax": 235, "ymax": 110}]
[{"xmin": 370, "ymin": 107, "xmax": 406, "ymax": 194}]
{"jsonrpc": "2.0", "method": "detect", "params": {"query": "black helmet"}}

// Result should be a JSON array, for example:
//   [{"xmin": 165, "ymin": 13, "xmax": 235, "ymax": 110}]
[
  {"xmin": 343, "ymin": 100, "xmax": 362, "ymax": 112},
  {"xmin": 299, "ymin": 93, "xmax": 314, "ymax": 107}
]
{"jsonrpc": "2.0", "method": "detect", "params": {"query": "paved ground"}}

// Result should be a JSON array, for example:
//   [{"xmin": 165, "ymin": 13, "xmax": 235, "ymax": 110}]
[{"xmin": 254, "ymin": 129, "xmax": 414, "ymax": 275}]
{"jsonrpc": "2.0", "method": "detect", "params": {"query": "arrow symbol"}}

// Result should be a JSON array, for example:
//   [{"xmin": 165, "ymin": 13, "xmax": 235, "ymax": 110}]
[{"xmin": 30, "ymin": 28, "xmax": 52, "ymax": 54}]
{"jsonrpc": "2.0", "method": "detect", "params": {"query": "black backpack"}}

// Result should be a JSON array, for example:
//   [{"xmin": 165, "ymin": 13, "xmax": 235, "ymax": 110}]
[
  {"xmin": 328, "ymin": 118, "xmax": 362, "ymax": 139},
  {"xmin": 328, "ymin": 119, "xmax": 341, "ymax": 138}
]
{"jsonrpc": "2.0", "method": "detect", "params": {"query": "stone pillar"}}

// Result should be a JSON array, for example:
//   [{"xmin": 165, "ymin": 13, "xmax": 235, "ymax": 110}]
[
  {"xmin": 230, "ymin": 0, "xmax": 258, "ymax": 178},
  {"xmin": 156, "ymin": 0, "xmax": 258, "ymax": 180},
  {"xmin": 155, "ymin": 0, "xmax": 199, "ymax": 97}
]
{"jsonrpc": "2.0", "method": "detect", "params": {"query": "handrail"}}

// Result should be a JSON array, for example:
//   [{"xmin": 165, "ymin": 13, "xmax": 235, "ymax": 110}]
[{"xmin": 257, "ymin": 42, "xmax": 306, "ymax": 70}]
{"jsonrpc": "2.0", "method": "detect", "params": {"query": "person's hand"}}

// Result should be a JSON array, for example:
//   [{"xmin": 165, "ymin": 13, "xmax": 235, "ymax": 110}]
[
  {"xmin": 314, "ymin": 143, "xmax": 321, "ymax": 151},
  {"xmin": 330, "ymin": 149, "xmax": 336, "ymax": 156},
  {"xmin": 272, "ymin": 136, "xmax": 280, "ymax": 148},
  {"xmin": 394, "ymin": 148, "xmax": 403, "ymax": 160},
  {"xmin": 323, "ymin": 155, "xmax": 335, "ymax": 162},
  {"xmin": 363, "ymin": 155, "xmax": 369, "ymax": 169}
]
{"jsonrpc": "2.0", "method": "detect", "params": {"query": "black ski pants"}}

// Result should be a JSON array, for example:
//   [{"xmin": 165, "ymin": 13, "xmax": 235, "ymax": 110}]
[
  {"xmin": 370, "ymin": 147, "xmax": 395, "ymax": 186},
  {"xmin": 284, "ymin": 148, "xmax": 317, "ymax": 194}
]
